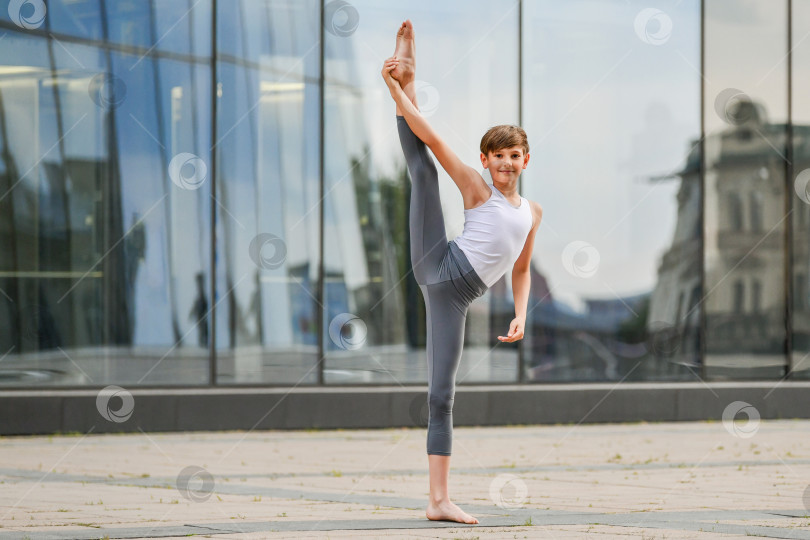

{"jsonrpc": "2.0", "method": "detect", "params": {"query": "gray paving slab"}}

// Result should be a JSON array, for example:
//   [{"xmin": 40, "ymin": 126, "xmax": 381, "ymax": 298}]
[{"xmin": 1, "ymin": 420, "xmax": 809, "ymax": 539}]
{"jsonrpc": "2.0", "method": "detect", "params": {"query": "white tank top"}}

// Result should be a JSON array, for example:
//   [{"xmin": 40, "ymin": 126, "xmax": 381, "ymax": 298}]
[{"xmin": 453, "ymin": 182, "xmax": 533, "ymax": 288}]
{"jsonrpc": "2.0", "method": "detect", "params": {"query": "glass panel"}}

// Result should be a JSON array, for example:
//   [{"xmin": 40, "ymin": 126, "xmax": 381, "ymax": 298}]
[
  {"xmin": 214, "ymin": 0, "xmax": 321, "ymax": 384},
  {"xmin": 49, "ymin": 0, "xmax": 104, "ymax": 40},
  {"xmin": 522, "ymin": 0, "xmax": 701, "ymax": 381},
  {"xmin": 104, "ymin": 0, "xmax": 211, "ymax": 56},
  {"xmin": 322, "ymin": 1, "xmax": 519, "ymax": 384},
  {"xmin": 791, "ymin": 0, "xmax": 810, "ymax": 378},
  {"xmin": 704, "ymin": 0, "xmax": 787, "ymax": 378},
  {"xmin": 0, "ymin": 31, "xmax": 212, "ymax": 387}
]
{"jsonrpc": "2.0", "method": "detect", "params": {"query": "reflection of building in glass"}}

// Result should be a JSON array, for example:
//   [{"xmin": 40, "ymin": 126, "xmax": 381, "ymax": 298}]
[
  {"xmin": 651, "ymin": 98, "xmax": 810, "ymax": 375},
  {"xmin": 703, "ymin": 101, "xmax": 807, "ymax": 374},
  {"xmin": 793, "ymin": 127, "xmax": 810, "ymax": 356},
  {"xmin": 647, "ymin": 128, "xmax": 702, "ymax": 368},
  {"xmin": 704, "ymin": 101, "xmax": 784, "ymax": 364}
]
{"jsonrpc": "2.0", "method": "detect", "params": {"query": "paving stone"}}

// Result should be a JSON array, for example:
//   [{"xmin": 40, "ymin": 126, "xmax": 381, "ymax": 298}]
[{"xmin": 0, "ymin": 420, "xmax": 808, "ymax": 539}]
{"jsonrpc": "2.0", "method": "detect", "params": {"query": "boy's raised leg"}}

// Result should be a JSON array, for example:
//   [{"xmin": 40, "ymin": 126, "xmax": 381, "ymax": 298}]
[
  {"xmin": 392, "ymin": 19, "xmax": 418, "ymax": 114},
  {"xmin": 391, "ymin": 19, "xmax": 479, "ymax": 526}
]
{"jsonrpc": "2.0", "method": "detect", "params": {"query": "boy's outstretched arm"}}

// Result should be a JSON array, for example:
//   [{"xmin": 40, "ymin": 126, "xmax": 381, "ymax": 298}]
[
  {"xmin": 382, "ymin": 57, "xmax": 487, "ymax": 205},
  {"xmin": 499, "ymin": 201, "xmax": 543, "ymax": 343}
]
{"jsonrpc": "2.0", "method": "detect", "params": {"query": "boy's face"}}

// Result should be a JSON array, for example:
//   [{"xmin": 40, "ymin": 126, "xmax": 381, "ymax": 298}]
[{"xmin": 480, "ymin": 146, "xmax": 530, "ymax": 183}]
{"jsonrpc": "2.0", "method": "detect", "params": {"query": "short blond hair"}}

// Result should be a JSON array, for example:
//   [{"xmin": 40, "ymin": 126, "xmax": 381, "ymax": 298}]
[{"xmin": 480, "ymin": 124, "xmax": 529, "ymax": 156}]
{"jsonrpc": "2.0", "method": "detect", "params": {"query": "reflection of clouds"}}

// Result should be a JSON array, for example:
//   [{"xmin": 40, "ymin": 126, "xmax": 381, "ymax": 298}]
[
  {"xmin": 707, "ymin": 0, "xmax": 772, "ymax": 26},
  {"xmin": 522, "ymin": 0, "xmax": 700, "ymax": 302},
  {"xmin": 704, "ymin": 1, "xmax": 788, "ymax": 132}
]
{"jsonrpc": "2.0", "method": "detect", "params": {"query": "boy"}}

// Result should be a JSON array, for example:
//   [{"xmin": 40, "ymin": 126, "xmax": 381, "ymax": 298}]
[{"xmin": 382, "ymin": 20, "xmax": 543, "ymax": 524}]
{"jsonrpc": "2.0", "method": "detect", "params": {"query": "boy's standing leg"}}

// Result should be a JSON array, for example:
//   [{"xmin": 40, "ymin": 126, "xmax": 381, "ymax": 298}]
[{"xmin": 390, "ymin": 19, "xmax": 479, "ymax": 526}]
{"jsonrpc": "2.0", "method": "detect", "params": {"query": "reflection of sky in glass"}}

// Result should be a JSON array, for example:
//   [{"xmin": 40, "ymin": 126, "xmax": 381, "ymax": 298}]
[
  {"xmin": 705, "ymin": 0, "xmax": 787, "ymax": 131},
  {"xmin": 335, "ymin": 0, "xmax": 520, "ymax": 245},
  {"xmin": 796, "ymin": 0, "xmax": 810, "ymax": 125},
  {"xmin": 523, "ymin": 0, "xmax": 700, "ymax": 312}
]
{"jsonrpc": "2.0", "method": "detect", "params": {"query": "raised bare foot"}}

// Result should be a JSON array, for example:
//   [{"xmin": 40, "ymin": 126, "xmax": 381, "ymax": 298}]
[
  {"xmin": 392, "ymin": 19, "xmax": 415, "ymax": 86},
  {"xmin": 426, "ymin": 499, "xmax": 479, "ymax": 525}
]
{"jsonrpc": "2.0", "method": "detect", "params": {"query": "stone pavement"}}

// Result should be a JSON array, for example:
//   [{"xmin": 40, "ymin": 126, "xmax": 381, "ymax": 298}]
[{"xmin": 0, "ymin": 419, "xmax": 809, "ymax": 539}]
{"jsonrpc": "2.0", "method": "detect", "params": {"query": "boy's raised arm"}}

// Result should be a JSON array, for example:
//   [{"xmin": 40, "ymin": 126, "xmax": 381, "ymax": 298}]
[{"xmin": 382, "ymin": 57, "xmax": 485, "ymax": 202}]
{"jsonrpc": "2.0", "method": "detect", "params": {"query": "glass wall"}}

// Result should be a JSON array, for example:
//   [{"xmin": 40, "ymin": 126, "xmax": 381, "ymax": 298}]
[
  {"xmin": 322, "ymin": 0, "xmax": 519, "ymax": 384},
  {"xmin": 791, "ymin": 0, "xmax": 810, "ymax": 378},
  {"xmin": 0, "ymin": 0, "xmax": 804, "ymax": 388},
  {"xmin": 704, "ymin": 0, "xmax": 788, "ymax": 378},
  {"xmin": 213, "ymin": 0, "xmax": 321, "ymax": 384},
  {"xmin": 521, "ymin": 0, "xmax": 701, "ymax": 381},
  {"xmin": 0, "ymin": 1, "xmax": 212, "ymax": 387}
]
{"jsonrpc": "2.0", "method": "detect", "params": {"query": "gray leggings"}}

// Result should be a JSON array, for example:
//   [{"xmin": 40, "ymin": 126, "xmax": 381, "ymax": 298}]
[{"xmin": 396, "ymin": 115, "xmax": 488, "ymax": 456}]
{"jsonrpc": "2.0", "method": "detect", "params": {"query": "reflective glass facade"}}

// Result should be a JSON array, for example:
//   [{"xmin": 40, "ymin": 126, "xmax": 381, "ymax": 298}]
[{"xmin": 0, "ymin": 0, "xmax": 804, "ymax": 388}]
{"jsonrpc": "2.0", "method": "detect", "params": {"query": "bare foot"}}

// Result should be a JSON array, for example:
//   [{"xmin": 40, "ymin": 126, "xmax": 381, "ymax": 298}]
[
  {"xmin": 392, "ymin": 19, "xmax": 415, "ymax": 87},
  {"xmin": 426, "ymin": 499, "xmax": 479, "ymax": 524}
]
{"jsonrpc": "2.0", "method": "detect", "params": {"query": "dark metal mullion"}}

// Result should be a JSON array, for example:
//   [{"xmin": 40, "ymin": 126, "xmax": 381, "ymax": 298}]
[
  {"xmin": 517, "ymin": 0, "xmax": 525, "ymax": 384},
  {"xmin": 699, "ymin": 0, "xmax": 707, "ymax": 381},
  {"xmin": 210, "ymin": 0, "xmax": 218, "ymax": 386},
  {"xmin": 785, "ymin": 0, "xmax": 794, "ymax": 379},
  {"xmin": 317, "ymin": 0, "xmax": 326, "ymax": 385}
]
